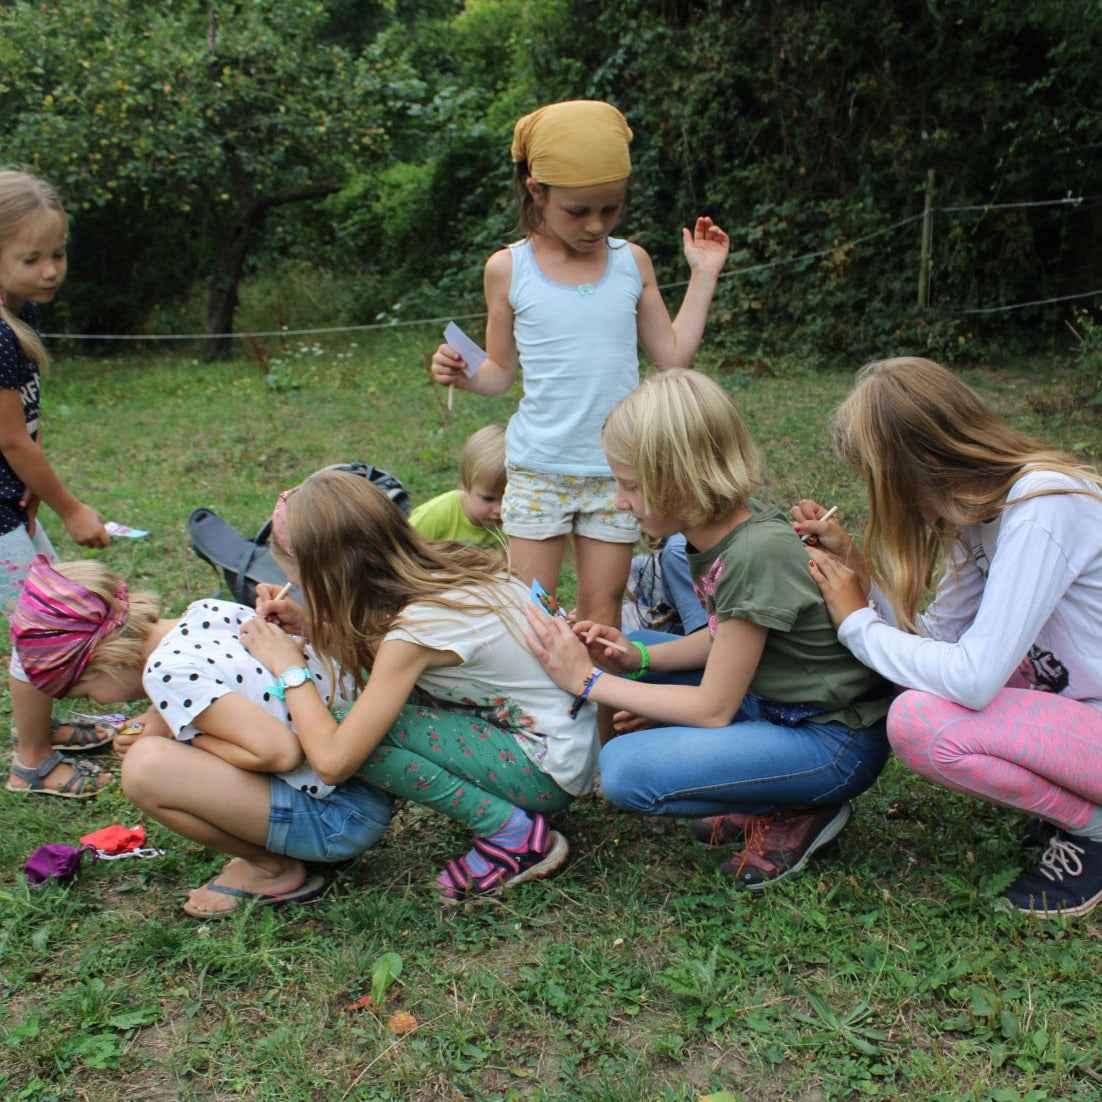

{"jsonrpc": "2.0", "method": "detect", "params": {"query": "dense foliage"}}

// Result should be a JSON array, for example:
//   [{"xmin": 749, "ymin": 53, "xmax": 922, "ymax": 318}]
[{"xmin": 1, "ymin": 0, "xmax": 1100, "ymax": 361}]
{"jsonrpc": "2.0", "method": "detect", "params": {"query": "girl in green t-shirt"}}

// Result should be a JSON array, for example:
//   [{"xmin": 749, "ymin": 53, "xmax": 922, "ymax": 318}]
[{"xmin": 525, "ymin": 369, "xmax": 891, "ymax": 889}]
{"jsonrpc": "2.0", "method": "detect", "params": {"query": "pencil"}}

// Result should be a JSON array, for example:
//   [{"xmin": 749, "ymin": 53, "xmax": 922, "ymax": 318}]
[
  {"xmin": 273, "ymin": 581, "xmax": 293, "ymax": 602},
  {"xmin": 800, "ymin": 504, "xmax": 838, "ymax": 545}
]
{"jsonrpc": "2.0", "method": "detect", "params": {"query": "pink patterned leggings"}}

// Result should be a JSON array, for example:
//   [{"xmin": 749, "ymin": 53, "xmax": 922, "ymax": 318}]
[{"xmin": 889, "ymin": 687, "xmax": 1102, "ymax": 831}]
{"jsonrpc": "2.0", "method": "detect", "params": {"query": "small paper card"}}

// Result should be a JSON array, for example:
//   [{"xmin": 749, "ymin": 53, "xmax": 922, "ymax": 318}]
[
  {"xmin": 106, "ymin": 522, "xmax": 149, "ymax": 539},
  {"xmin": 531, "ymin": 578, "xmax": 568, "ymax": 619},
  {"xmin": 443, "ymin": 322, "xmax": 487, "ymax": 378}
]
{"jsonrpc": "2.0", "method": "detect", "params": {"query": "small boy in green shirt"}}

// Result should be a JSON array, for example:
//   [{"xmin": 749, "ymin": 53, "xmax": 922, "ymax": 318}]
[{"xmin": 410, "ymin": 425, "xmax": 506, "ymax": 547}]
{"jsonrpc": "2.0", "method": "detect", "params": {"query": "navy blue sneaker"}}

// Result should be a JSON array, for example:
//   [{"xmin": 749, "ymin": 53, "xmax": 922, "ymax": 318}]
[{"xmin": 1003, "ymin": 830, "xmax": 1102, "ymax": 919}]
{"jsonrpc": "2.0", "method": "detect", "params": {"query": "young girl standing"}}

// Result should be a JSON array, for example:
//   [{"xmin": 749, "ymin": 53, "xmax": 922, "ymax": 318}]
[
  {"xmin": 0, "ymin": 170, "xmax": 113, "ymax": 799},
  {"xmin": 240, "ymin": 469, "xmax": 600, "ymax": 903},
  {"xmin": 804, "ymin": 357, "xmax": 1102, "ymax": 918},
  {"xmin": 9, "ymin": 557, "xmax": 392, "ymax": 917},
  {"xmin": 524, "ymin": 370, "xmax": 893, "ymax": 888},
  {"xmin": 431, "ymin": 100, "xmax": 729, "ymax": 628}
]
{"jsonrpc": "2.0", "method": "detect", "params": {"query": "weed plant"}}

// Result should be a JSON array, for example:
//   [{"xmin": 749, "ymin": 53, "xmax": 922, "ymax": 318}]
[{"xmin": 1, "ymin": 333, "xmax": 1100, "ymax": 1101}]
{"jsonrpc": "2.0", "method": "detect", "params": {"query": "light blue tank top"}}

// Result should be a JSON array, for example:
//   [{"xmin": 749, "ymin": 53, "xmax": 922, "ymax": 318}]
[{"xmin": 505, "ymin": 236, "xmax": 643, "ymax": 476}]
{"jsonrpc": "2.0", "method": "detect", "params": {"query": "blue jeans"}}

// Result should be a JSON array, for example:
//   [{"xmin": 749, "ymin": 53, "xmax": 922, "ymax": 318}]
[
  {"xmin": 266, "ymin": 775, "xmax": 393, "ymax": 862},
  {"xmin": 601, "ymin": 633, "xmax": 889, "ymax": 816}
]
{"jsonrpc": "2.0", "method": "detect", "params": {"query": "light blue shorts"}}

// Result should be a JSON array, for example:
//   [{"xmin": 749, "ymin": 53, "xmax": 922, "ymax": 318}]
[
  {"xmin": 502, "ymin": 465, "xmax": 638, "ymax": 543},
  {"xmin": 266, "ymin": 775, "xmax": 393, "ymax": 863},
  {"xmin": 2, "ymin": 522, "xmax": 57, "ymax": 680}
]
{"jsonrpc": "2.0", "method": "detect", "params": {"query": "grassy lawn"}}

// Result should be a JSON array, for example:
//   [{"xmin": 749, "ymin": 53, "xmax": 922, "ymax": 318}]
[{"xmin": 1, "ymin": 333, "xmax": 1100, "ymax": 1101}]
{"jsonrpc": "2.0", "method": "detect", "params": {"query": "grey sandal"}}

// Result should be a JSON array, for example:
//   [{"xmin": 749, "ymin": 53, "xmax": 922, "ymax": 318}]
[{"xmin": 6, "ymin": 751, "xmax": 112, "ymax": 799}]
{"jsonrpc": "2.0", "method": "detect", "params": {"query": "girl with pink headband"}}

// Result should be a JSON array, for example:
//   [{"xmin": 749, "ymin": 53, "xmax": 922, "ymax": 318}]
[
  {"xmin": 10, "ymin": 556, "xmax": 392, "ymax": 917},
  {"xmin": 431, "ymin": 100, "xmax": 730, "ymax": 677}
]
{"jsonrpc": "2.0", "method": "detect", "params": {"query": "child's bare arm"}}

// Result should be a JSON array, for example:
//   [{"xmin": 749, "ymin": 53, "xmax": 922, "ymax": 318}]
[
  {"xmin": 189, "ymin": 694, "xmax": 306, "ymax": 773},
  {"xmin": 0, "ymin": 390, "xmax": 110, "ymax": 547},
  {"xmin": 635, "ymin": 218, "xmax": 731, "ymax": 370},
  {"xmin": 430, "ymin": 251, "xmax": 518, "ymax": 396}
]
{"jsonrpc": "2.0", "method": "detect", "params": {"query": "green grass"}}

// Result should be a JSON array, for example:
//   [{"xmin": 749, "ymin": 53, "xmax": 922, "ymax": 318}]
[{"xmin": 2, "ymin": 334, "xmax": 1101, "ymax": 1101}]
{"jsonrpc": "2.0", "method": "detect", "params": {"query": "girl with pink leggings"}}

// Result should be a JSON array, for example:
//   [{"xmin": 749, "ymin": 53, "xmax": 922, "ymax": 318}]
[{"xmin": 802, "ymin": 356, "xmax": 1102, "ymax": 919}]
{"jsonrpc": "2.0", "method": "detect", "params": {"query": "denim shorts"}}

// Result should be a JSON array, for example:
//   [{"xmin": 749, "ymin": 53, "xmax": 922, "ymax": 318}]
[
  {"xmin": 502, "ymin": 465, "xmax": 638, "ymax": 543},
  {"xmin": 266, "ymin": 774, "xmax": 393, "ymax": 862}
]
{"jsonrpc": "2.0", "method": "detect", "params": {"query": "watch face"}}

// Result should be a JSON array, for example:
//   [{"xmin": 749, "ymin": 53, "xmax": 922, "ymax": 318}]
[{"xmin": 282, "ymin": 667, "xmax": 309, "ymax": 689}]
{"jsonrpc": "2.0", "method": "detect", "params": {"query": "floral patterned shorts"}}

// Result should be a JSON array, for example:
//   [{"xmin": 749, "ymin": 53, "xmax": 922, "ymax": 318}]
[{"xmin": 502, "ymin": 465, "xmax": 638, "ymax": 543}]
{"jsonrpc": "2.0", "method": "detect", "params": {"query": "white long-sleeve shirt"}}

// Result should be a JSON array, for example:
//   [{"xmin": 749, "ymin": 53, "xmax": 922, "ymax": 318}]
[{"xmin": 838, "ymin": 469, "xmax": 1102, "ymax": 712}]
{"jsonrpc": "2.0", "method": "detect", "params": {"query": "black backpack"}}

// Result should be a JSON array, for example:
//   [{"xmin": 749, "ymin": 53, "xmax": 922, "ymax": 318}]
[{"xmin": 187, "ymin": 462, "xmax": 411, "ymax": 606}]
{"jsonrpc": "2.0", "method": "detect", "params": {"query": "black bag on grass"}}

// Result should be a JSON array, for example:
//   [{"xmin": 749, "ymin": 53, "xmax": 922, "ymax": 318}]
[{"xmin": 187, "ymin": 462, "xmax": 411, "ymax": 606}]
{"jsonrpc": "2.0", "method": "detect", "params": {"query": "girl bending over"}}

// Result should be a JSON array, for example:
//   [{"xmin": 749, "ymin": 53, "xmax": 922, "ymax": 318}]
[
  {"xmin": 806, "ymin": 356, "xmax": 1102, "ymax": 919},
  {"xmin": 241, "ymin": 470, "xmax": 599, "ymax": 903}
]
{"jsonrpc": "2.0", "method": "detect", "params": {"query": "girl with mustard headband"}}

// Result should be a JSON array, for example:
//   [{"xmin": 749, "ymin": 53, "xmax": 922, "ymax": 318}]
[{"xmin": 431, "ymin": 99, "xmax": 729, "ymax": 638}]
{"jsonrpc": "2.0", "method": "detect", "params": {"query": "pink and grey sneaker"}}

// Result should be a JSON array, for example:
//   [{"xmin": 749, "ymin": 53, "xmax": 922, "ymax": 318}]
[
  {"xmin": 719, "ymin": 802, "xmax": 852, "ymax": 889},
  {"xmin": 436, "ymin": 813, "xmax": 569, "ymax": 905},
  {"xmin": 690, "ymin": 811, "xmax": 759, "ymax": 848}
]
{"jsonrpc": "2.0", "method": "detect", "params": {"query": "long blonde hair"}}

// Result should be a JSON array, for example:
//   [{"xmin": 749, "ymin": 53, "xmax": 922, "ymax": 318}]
[
  {"xmin": 602, "ymin": 369, "xmax": 762, "ymax": 528},
  {"xmin": 280, "ymin": 470, "xmax": 513, "ymax": 688},
  {"xmin": 0, "ymin": 170, "xmax": 68, "ymax": 369},
  {"xmin": 835, "ymin": 356, "xmax": 1102, "ymax": 630}
]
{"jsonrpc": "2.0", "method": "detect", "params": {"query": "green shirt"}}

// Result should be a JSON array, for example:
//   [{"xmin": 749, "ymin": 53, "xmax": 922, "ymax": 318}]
[
  {"xmin": 687, "ymin": 500, "xmax": 890, "ymax": 729},
  {"xmin": 409, "ymin": 489, "xmax": 503, "ymax": 547}
]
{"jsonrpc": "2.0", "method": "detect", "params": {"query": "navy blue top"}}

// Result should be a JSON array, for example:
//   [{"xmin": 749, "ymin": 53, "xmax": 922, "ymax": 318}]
[{"xmin": 0, "ymin": 301, "xmax": 42, "ymax": 535}]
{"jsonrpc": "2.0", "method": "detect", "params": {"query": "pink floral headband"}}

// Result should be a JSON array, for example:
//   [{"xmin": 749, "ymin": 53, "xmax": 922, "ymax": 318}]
[{"xmin": 10, "ymin": 557, "xmax": 129, "ymax": 697}]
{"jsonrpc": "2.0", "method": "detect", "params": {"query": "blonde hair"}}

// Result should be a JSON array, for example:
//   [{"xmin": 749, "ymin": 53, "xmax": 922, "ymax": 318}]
[
  {"xmin": 279, "ymin": 470, "xmax": 514, "ymax": 689},
  {"xmin": 0, "ymin": 170, "xmax": 68, "ymax": 369},
  {"xmin": 835, "ymin": 356, "xmax": 1102, "ymax": 630},
  {"xmin": 602, "ymin": 369, "xmax": 762, "ymax": 528},
  {"xmin": 459, "ymin": 424, "xmax": 507, "ymax": 494},
  {"xmin": 53, "ymin": 561, "xmax": 162, "ymax": 684}
]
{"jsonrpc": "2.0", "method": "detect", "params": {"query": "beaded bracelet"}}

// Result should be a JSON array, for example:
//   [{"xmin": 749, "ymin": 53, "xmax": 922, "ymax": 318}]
[
  {"xmin": 626, "ymin": 639, "xmax": 650, "ymax": 680},
  {"xmin": 569, "ymin": 668, "xmax": 602, "ymax": 720}
]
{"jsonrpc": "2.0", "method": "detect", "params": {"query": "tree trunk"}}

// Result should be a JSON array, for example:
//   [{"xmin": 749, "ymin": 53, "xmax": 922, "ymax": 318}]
[{"xmin": 203, "ymin": 207, "xmax": 255, "ymax": 361}]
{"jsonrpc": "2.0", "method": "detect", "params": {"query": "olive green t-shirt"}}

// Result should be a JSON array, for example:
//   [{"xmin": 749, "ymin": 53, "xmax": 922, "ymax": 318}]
[{"xmin": 687, "ymin": 500, "xmax": 891, "ymax": 729}]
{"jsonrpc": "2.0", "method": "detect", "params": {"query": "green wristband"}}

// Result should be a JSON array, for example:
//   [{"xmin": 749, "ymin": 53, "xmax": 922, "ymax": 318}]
[{"xmin": 626, "ymin": 640, "xmax": 650, "ymax": 680}]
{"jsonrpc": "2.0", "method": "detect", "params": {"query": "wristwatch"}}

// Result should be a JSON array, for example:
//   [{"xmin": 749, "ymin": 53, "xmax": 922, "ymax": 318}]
[{"xmin": 272, "ymin": 665, "xmax": 313, "ymax": 700}]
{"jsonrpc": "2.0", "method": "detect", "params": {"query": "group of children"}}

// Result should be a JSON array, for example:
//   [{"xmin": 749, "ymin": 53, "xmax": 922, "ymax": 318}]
[{"xmin": 4, "ymin": 99, "xmax": 1102, "ymax": 922}]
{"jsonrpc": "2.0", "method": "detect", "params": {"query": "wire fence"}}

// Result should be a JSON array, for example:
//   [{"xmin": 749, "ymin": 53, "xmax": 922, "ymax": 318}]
[{"xmin": 44, "ymin": 196, "xmax": 1099, "ymax": 345}]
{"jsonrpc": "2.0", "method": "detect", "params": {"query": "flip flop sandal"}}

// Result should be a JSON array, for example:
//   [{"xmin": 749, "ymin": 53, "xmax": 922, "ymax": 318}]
[
  {"xmin": 5, "ymin": 751, "xmax": 113, "ymax": 799},
  {"xmin": 10, "ymin": 716, "xmax": 115, "ymax": 752},
  {"xmin": 181, "ymin": 872, "xmax": 329, "ymax": 919}
]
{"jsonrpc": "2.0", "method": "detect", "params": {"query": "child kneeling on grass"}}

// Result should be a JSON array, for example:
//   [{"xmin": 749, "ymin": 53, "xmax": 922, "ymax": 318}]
[
  {"xmin": 239, "ymin": 469, "xmax": 599, "ymax": 903},
  {"xmin": 525, "ymin": 370, "xmax": 894, "ymax": 888},
  {"xmin": 10, "ymin": 556, "xmax": 392, "ymax": 918}
]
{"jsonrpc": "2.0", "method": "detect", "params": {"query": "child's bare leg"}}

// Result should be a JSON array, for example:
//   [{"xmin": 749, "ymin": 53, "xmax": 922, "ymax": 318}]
[
  {"xmin": 8, "ymin": 676, "xmax": 113, "ymax": 794},
  {"xmin": 121, "ymin": 736, "xmax": 307, "ymax": 914},
  {"xmin": 573, "ymin": 536, "xmax": 633, "ymax": 628},
  {"xmin": 508, "ymin": 534, "xmax": 568, "ymax": 593}
]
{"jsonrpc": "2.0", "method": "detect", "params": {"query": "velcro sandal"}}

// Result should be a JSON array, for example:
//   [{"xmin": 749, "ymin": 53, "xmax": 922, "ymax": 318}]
[{"xmin": 6, "ymin": 751, "xmax": 113, "ymax": 799}]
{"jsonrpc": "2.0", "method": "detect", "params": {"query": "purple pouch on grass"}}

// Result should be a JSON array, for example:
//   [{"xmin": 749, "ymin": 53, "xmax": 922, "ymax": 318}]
[{"xmin": 24, "ymin": 843, "xmax": 97, "ymax": 886}]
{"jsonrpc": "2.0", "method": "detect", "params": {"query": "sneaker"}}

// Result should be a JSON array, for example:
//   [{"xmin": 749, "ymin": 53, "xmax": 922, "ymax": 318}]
[
  {"xmin": 1019, "ymin": 817, "xmax": 1054, "ymax": 849},
  {"xmin": 690, "ymin": 811, "xmax": 758, "ymax": 848},
  {"xmin": 719, "ymin": 802, "xmax": 852, "ymax": 889},
  {"xmin": 1002, "ymin": 830, "xmax": 1102, "ymax": 919},
  {"xmin": 436, "ymin": 813, "xmax": 569, "ymax": 905}
]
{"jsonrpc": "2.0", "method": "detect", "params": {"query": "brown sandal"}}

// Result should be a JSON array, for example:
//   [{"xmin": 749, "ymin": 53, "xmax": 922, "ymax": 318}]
[{"xmin": 6, "ymin": 751, "xmax": 113, "ymax": 799}]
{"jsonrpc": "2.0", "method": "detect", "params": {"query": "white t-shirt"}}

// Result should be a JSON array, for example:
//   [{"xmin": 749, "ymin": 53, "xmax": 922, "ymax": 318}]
[
  {"xmin": 144, "ymin": 599, "xmax": 353, "ymax": 797},
  {"xmin": 839, "ymin": 470, "xmax": 1102, "ymax": 712},
  {"xmin": 383, "ymin": 577, "xmax": 599, "ymax": 796}
]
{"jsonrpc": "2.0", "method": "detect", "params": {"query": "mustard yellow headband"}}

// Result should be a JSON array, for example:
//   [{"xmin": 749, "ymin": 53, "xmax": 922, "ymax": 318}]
[{"xmin": 511, "ymin": 100, "xmax": 633, "ymax": 188}]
